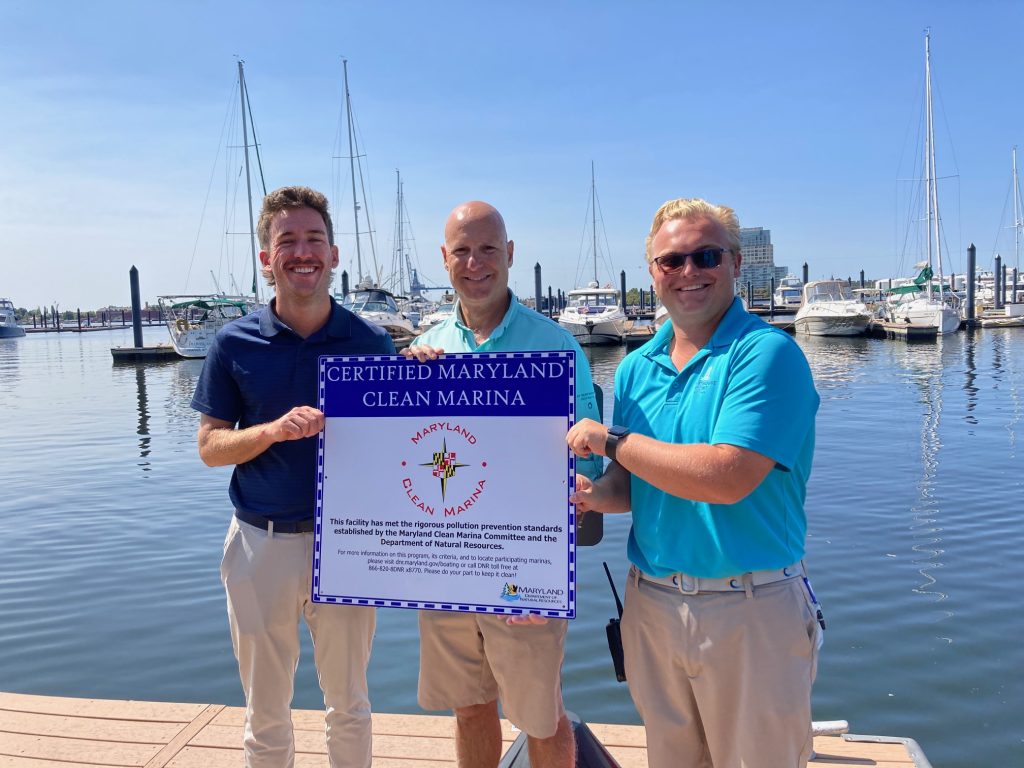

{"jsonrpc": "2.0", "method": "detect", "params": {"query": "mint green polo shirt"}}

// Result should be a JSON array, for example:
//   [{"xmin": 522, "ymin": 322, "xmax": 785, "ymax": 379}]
[
  {"xmin": 413, "ymin": 291, "xmax": 602, "ymax": 480},
  {"xmin": 614, "ymin": 297, "xmax": 819, "ymax": 577}
]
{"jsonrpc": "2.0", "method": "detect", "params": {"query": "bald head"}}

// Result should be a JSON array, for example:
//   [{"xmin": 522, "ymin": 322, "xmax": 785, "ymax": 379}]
[
  {"xmin": 444, "ymin": 201, "xmax": 508, "ymax": 245},
  {"xmin": 441, "ymin": 200, "xmax": 514, "ymax": 317}
]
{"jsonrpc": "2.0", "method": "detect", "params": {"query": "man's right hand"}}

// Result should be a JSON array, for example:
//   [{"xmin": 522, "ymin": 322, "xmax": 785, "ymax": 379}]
[
  {"xmin": 401, "ymin": 344, "xmax": 445, "ymax": 362},
  {"xmin": 269, "ymin": 405, "xmax": 325, "ymax": 442}
]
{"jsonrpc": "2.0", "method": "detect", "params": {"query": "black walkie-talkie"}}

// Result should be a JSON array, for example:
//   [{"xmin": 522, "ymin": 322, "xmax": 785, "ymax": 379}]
[{"xmin": 602, "ymin": 562, "xmax": 626, "ymax": 682}]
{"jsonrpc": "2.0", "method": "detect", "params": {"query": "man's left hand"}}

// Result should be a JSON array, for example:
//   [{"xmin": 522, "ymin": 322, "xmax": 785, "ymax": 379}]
[{"xmin": 506, "ymin": 613, "xmax": 550, "ymax": 626}]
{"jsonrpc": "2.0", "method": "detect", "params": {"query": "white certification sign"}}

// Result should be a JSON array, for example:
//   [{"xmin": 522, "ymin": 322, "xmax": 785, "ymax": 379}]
[{"xmin": 311, "ymin": 351, "xmax": 578, "ymax": 618}]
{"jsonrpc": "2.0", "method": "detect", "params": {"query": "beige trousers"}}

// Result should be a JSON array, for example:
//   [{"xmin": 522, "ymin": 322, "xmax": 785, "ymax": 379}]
[
  {"xmin": 221, "ymin": 517, "xmax": 376, "ymax": 768},
  {"xmin": 622, "ymin": 571, "xmax": 819, "ymax": 768}
]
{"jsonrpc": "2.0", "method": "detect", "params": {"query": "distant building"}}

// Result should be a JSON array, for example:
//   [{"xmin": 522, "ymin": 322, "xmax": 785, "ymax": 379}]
[{"xmin": 738, "ymin": 227, "xmax": 787, "ymax": 293}]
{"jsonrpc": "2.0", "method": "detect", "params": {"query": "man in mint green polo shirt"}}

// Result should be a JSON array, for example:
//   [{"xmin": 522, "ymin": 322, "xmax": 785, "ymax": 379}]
[
  {"xmin": 567, "ymin": 197, "xmax": 822, "ymax": 768},
  {"xmin": 405, "ymin": 201, "xmax": 600, "ymax": 768}
]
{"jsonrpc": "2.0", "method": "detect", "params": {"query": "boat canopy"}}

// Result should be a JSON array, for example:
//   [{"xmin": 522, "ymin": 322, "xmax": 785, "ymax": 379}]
[
  {"xmin": 889, "ymin": 266, "xmax": 933, "ymax": 295},
  {"xmin": 342, "ymin": 289, "xmax": 400, "ymax": 313},
  {"xmin": 170, "ymin": 298, "xmax": 249, "ymax": 311}
]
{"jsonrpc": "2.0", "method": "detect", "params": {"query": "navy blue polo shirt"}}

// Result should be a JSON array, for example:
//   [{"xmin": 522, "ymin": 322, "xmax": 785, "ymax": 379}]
[{"xmin": 192, "ymin": 298, "xmax": 395, "ymax": 523}]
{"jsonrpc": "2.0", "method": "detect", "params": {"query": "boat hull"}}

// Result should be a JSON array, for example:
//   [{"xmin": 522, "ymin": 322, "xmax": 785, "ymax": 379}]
[
  {"xmin": 0, "ymin": 326, "xmax": 26, "ymax": 338},
  {"xmin": 166, "ymin": 321, "xmax": 220, "ymax": 358},
  {"xmin": 558, "ymin": 317, "xmax": 625, "ymax": 346},
  {"xmin": 889, "ymin": 299, "xmax": 961, "ymax": 335},
  {"xmin": 794, "ymin": 313, "xmax": 870, "ymax": 337}
]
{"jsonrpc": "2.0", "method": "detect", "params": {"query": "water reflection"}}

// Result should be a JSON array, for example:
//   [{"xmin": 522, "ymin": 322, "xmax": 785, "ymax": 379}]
[
  {"xmin": 135, "ymin": 366, "xmax": 151, "ymax": 467},
  {"xmin": 795, "ymin": 335, "xmax": 872, "ymax": 393},
  {"xmin": 962, "ymin": 330, "xmax": 979, "ymax": 425},
  {"xmin": 168, "ymin": 359, "xmax": 206, "ymax": 431},
  {"xmin": 891, "ymin": 341, "xmax": 950, "ymax": 621},
  {"xmin": 0, "ymin": 338, "xmax": 22, "ymax": 392},
  {"xmin": 987, "ymin": 332, "xmax": 1023, "ymax": 454}
]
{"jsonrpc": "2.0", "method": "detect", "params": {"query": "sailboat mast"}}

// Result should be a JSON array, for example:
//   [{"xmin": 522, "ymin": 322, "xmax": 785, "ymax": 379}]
[
  {"xmin": 924, "ymin": 31, "xmax": 944, "ymax": 300},
  {"xmin": 396, "ymin": 169, "xmax": 405, "ymax": 295},
  {"xmin": 591, "ymin": 162, "xmax": 598, "ymax": 284},
  {"xmin": 1014, "ymin": 146, "xmax": 1021, "ymax": 272},
  {"xmin": 343, "ymin": 59, "xmax": 364, "ymax": 283},
  {"xmin": 238, "ymin": 60, "xmax": 261, "ymax": 302}
]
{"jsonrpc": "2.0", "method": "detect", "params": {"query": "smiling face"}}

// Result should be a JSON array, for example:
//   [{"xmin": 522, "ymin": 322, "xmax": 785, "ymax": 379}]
[
  {"xmin": 649, "ymin": 214, "xmax": 741, "ymax": 342},
  {"xmin": 441, "ymin": 203, "xmax": 514, "ymax": 318},
  {"xmin": 259, "ymin": 206, "xmax": 339, "ymax": 304}
]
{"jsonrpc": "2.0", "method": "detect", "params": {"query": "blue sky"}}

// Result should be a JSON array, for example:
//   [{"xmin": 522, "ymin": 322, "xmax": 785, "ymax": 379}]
[{"xmin": 2, "ymin": 1, "xmax": 1023, "ymax": 309}]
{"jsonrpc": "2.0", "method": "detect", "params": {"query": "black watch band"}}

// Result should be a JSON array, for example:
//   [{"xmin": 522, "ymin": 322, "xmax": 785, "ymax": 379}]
[{"xmin": 606, "ymin": 425, "xmax": 630, "ymax": 464}]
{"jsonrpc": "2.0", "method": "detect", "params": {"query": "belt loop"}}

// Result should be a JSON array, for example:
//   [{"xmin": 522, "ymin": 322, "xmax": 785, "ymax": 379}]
[
  {"xmin": 742, "ymin": 572, "xmax": 754, "ymax": 599},
  {"xmin": 267, "ymin": 520, "xmax": 274, "ymax": 539},
  {"xmin": 632, "ymin": 566, "xmax": 640, "ymax": 590}
]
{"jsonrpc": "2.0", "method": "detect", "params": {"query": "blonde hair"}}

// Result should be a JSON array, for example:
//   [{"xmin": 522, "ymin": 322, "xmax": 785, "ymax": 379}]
[{"xmin": 644, "ymin": 198, "xmax": 741, "ymax": 261}]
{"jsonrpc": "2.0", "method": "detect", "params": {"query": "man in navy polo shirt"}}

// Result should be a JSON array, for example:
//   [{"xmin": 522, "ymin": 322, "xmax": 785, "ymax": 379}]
[
  {"xmin": 567, "ymin": 198, "xmax": 822, "ymax": 767},
  {"xmin": 192, "ymin": 186, "xmax": 395, "ymax": 768}
]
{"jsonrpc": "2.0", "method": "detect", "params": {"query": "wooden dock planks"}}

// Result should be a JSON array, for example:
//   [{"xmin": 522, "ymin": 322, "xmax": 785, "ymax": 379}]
[{"xmin": 0, "ymin": 692, "xmax": 924, "ymax": 767}]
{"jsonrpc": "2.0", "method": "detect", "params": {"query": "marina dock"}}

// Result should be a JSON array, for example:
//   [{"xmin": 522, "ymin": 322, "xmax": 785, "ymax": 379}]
[{"xmin": 0, "ymin": 692, "xmax": 930, "ymax": 767}]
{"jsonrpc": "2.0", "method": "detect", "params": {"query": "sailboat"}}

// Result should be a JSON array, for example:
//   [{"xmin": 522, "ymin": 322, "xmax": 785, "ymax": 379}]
[
  {"xmin": 333, "ymin": 61, "xmax": 413, "ymax": 341},
  {"xmin": 160, "ymin": 60, "xmax": 264, "ymax": 358},
  {"xmin": 980, "ymin": 147, "xmax": 1024, "ymax": 327},
  {"xmin": 885, "ymin": 31, "xmax": 961, "ymax": 335},
  {"xmin": 558, "ymin": 164, "xmax": 627, "ymax": 346},
  {"xmin": 390, "ymin": 170, "xmax": 436, "ymax": 329}
]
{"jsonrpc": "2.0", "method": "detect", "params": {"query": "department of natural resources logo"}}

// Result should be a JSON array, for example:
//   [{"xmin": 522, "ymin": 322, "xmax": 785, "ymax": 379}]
[
  {"xmin": 400, "ymin": 423, "xmax": 487, "ymax": 517},
  {"xmin": 500, "ymin": 583, "xmax": 520, "ymax": 602}
]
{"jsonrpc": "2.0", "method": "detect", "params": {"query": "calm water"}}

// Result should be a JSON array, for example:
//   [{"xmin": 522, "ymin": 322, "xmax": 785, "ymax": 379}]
[{"xmin": 1, "ymin": 326, "xmax": 1022, "ymax": 766}]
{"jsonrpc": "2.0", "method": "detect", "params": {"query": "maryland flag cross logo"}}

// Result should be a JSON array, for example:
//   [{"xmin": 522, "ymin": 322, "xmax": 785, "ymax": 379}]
[{"xmin": 421, "ymin": 438, "xmax": 469, "ymax": 502}]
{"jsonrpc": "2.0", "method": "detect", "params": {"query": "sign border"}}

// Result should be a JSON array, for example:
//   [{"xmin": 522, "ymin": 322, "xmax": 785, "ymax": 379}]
[{"xmin": 311, "ymin": 350, "xmax": 577, "ymax": 618}]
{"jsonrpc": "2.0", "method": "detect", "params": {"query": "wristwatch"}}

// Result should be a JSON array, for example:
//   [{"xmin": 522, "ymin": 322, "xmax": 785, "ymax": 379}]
[{"xmin": 605, "ymin": 425, "xmax": 631, "ymax": 464}]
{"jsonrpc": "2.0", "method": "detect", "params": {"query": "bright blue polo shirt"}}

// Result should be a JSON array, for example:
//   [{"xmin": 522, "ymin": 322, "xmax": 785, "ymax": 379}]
[
  {"xmin": 614, "ymin": 297, "xmax": 818, "ymax": 578},
  {"xmin": 413, "ymin": 291, "xmax": 602, "ymax": 480},
  {"xmin": 192, "ymin": 298, "xmax": 395, "ymax": 523}
]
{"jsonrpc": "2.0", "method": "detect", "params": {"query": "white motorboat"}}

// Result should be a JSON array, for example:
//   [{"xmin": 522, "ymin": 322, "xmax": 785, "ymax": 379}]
[
  {"xmin": 560, "ymin": 282, "xmax": 628, "ymax": 345},
  {"xmin": 341, "ymin": 283, "xmax": 414, "ymax": 340},
  {"xmin": 559, "ymin": 164, "xmax": 626, "ymax": 346},
  {"xmin": 772, "ymin": 275, "xmax": 803, "ymax": 309},
  {"xmin": 794, "ymin": 280, "xmax": 872, "ymax": 336},
  {"xmin": 0, "ymin": 298, "xmax": 26, "ymax": 338},
  {"xmin": 418, "ymin": 299, "xmax": 455, "ymax": 331}
]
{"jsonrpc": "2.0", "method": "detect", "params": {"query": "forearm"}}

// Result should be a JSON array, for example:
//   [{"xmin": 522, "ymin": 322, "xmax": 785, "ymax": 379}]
[
  {"xmin": 613, "ymin": 434, "xmax": 771, "ymax": 504},
  {"xmin": 587, "ymin": 462, "xmax": 632, "ymax": 513},
  {"xmin": 198, "ymin": 422, "xmax": 278, "ymax": 467}
]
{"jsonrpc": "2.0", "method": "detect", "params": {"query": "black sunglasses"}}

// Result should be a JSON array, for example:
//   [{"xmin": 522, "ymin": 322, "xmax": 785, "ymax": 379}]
[{"xmin": 651, "ymin": 247, "xmax": 731, "ymax": 273}]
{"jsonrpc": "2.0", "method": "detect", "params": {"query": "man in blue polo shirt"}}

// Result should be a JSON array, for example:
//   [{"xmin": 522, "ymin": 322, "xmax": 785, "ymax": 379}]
[
  {"xmin": 192, "ymin": 186, "xmax": 395, "ymax": 768},
  {"xmin": 567, "ymin": 197, "xmax": 822, "ymax": 768},
  {"xmin": 405, "ymin": 201, "xmax": 601, "ymax": 768}
]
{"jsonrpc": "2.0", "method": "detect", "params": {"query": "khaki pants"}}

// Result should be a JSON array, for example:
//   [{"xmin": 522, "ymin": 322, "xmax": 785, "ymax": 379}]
[
  {"xmin": 418, "ymin": 610, "xmax": 567, "ymax": 738},
  {"xmin": 622, "ymin": 570, "xmax": 819, "ymax": 768},
  {"xmin": 221, "ymin": 517, "xmax": 376, "ymax": 768}
]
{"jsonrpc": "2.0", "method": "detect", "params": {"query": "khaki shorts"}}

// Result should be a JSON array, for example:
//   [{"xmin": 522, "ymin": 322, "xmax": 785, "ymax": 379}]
[
  {"xmin": 621, "ymin": 568, "xmax": 819, "ymax": 768},
  {"xmin": 417, "ymin": 610, "xmax": 567, "ymax": 738}
]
